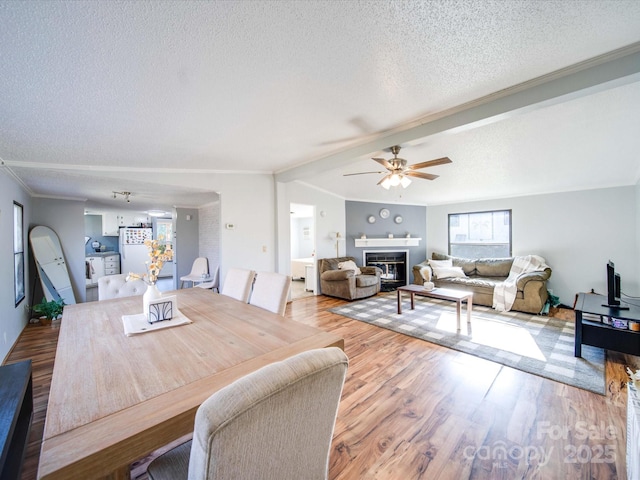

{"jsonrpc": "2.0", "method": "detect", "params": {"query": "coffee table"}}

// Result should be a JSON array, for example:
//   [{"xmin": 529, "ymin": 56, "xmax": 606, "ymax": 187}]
[{"xmin": 396, "ymin": 284, "xmax": 473, "ymax": 330}]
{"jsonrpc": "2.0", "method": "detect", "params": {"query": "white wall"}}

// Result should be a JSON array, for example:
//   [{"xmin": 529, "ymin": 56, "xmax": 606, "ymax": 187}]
[
  {"xmin": 426, "ymin": 186, "xmax": 638, "ymax": 306},
  {"xmin": 0, "ymin": 171, "xmax": 32, "ymax": 362},
  {"xmin": 31, "ymin": 198, "xmax": 86, "ymax": 304},
  {"xmin": 636, "ymin": 180, "xmax": 640, "ymax": 292}
]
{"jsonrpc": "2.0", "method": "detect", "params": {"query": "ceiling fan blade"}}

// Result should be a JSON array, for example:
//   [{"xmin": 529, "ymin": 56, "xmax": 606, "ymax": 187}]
[
  {"xmin": 408, "ymin": 157, "xmax": 452, "ymax": 170},
  {"xmin": 343, "ymin": 171, "xmax": 386, "ymax": 177},
  {"xmin": 405, "ymin": 171, "xmax": 439, "ymax": 180},
  {"xmin": 372, "ymin": 157, "xmax": 393, "ymax": 170}
]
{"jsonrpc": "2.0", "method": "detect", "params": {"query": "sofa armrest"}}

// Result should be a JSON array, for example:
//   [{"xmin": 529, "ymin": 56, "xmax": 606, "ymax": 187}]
[
  {"xmin": 360, "ymin": 266, "xmax": 382, "ymax": 276},
  {"xmin": 321, "ymin": 270, "xmax": 355, "ymax": 281},
  {"xmin": 412, "ymin": 262, "xmax": 432, "ymax": 285},
  {"xmin": 516, "ymin": 269, "xmax": 551, "ymax": 290}
]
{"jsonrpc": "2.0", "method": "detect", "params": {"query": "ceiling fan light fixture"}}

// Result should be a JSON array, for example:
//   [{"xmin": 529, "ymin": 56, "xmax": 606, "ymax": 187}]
[
  {"xmin": 380, "ymin": 176, "xmax": 392, "ymax": 189},
  {"xmin": 389, "ymin": 173, "xmax": 402, "ymax": 187},
  {"xmin": 400, "ymin": 175, "xmax": 412, "ymax": 188}
]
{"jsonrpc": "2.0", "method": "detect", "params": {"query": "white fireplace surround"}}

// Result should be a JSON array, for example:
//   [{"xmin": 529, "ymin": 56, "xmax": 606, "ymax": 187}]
[{"xmin": 355, "ymin": 237, "xmax": 421, "ymax": 247}]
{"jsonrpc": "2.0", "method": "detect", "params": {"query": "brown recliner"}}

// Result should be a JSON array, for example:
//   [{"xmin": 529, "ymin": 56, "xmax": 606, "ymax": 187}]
[{"xmin": 319, "ymin": 256, "xmax": 382, "ymax": 301}]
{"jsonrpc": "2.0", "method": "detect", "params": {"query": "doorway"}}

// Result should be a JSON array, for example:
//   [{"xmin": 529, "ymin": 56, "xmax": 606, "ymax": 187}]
[{"xmin": 289, "ymin": 203, "xmax": 315, "ymax": 299}]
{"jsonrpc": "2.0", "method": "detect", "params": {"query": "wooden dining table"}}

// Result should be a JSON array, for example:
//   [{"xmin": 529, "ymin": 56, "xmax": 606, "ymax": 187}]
[{"xmin": 37, "ymin": 287, "xmax": 343, "ymax": 480}]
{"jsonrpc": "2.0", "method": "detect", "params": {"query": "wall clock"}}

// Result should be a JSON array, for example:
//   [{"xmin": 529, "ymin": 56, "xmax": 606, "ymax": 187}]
[
  {"xmin": 379, "ymin": 208, "xmax": 390, "ymax": 219},
  {"xmin": 394, "ymin": 215, "xmax": 403, "ymax": 224},
  {"xmin": 367, "ymin": 215, "xmax": 376, "ymax": 224}
]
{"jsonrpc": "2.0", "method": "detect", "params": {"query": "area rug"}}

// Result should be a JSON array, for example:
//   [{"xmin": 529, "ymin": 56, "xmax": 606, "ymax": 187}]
[{"xmin": 330, "ymin": 293, "xmax": 605, "ymax": 395}]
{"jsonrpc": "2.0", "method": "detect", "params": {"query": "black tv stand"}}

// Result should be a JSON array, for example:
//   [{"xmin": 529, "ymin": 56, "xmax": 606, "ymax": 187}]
[{"xmin": 576, "ymin": 292, "xmax": 640, "ymax": 357}]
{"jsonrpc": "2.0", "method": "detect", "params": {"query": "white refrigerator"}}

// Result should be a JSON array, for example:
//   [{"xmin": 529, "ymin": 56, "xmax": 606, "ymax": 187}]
[{"xmin": 119, "ymin": 227, "xmax": 153, "ymax": 276}]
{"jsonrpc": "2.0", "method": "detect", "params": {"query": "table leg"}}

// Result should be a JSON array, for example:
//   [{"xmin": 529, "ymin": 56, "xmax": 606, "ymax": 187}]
[
  {"xmin": 456, "ymin": 300, "xmax": 462, "ymax": 330},
  {"xmin": 102, "ymin": 464, "xmax": 130, "ymax": 480},
  {"xmin": 574, "ymin": 309, "xmax": 583, "ymax": 357},
  {"xmin": 410, "ymin": 292, "xmax": 415, "ymax": 310},
  {"xmin": 397, "ymin": 289, "xmax": 402, "ymax": 314},
  {"xmin": 466, "ymin": 296, "xmax": 472, "ymax": 324}
]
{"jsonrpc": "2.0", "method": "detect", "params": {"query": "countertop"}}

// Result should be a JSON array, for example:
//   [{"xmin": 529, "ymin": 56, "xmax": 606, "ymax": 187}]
[{"xmin": 86, "ymin": 251, "xmax": 119, "ymax": 258}]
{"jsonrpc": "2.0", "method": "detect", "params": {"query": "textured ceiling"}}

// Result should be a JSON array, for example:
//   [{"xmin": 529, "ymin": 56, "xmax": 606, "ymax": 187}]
[{"xmin": 1, "ymin": 0, "xmax": 640, "ymax": 212}]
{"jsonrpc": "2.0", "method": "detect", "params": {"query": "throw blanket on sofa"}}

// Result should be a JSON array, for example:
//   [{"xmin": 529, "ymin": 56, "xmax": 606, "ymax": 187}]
[{"xmin": 493, "ymin": 255, "xmax": 548, "ymax": 312}]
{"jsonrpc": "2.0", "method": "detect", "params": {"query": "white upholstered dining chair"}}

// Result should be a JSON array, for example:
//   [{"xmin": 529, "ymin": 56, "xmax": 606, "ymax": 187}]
[
  {"xmin": 249, "ymin": 271, "xmax": 292, "ymax": 316},
  {"xmin": 146, "ymin": 347, "xmax": 348, "ymax": 480},
  {"xmin": 195, "ymin": 265, "xmax": 220, "ymax": 293},
  {"xmin": 98, "ymin": 274, "xmax": 146, "ymax": 300},
  {"xmin": 179, "ymin": 257, "xmax": 209, "ymax": 288},
  {"xmin": 220, "ymin": 268, "xmax": 256, "ymax": 303}
]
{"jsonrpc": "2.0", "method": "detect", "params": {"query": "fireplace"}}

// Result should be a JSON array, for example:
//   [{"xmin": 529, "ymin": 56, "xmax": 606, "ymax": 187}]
[{"xmin": 363, "ymin": 250, "xmax": 409, "ymax": 292}]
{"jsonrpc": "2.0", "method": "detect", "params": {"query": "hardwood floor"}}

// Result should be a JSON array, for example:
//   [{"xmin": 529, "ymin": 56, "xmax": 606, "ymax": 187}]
[{"xmin": 6, "ymin": 294, "xmax": 634, "ymax": 479}]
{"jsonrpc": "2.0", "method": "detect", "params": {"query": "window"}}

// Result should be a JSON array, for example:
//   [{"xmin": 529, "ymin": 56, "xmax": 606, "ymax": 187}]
[
  {"xmin": 156, "ymin": 219, "xmax": 173, "ymax": 249},
  {"xmin": 448, "ymin": 210, "xmax": 511, "ymax": 258},
  {"xmin": 14, "ymin": 201, "xmax": 25, "ymax": 306}
]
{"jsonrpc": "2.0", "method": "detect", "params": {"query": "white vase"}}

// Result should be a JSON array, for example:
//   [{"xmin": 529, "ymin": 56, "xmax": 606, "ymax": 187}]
[{"xmin": 143, "ymin": 283, "xmax": 162, "ymax": 318}]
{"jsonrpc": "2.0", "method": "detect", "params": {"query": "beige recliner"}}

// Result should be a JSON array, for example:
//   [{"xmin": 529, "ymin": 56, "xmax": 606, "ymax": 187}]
[{"xmin": 319, "ymin": 256, "xmax": 381, "ymax": 301}]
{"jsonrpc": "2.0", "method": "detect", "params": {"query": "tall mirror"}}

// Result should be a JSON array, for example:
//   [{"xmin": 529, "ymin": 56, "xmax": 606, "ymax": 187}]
[{"xmin": 29, "ymin": 226, "xmax": 77, "ymax": 305}]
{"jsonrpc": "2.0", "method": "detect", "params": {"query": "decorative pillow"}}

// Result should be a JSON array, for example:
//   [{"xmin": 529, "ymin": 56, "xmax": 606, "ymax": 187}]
[
  {"xmin": 429, "ymin": 259, "xmax": 453, "ymax": 268},
  {"xmin": 338, "ymin": 260, "xmax": 361, "ymax": 275},
  {"xmin": 419, "ymin": 266, "xmax": 432, "ymax": 282},
  {"xmin": 431, "ymin": 265, "xmax": 467, "ymax": 279}
]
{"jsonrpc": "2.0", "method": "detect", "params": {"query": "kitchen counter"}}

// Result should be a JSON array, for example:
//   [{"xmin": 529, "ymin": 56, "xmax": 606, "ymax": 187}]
[{"xmin": 86, "ymin": 251, "xmax": 119, "ymax": 258}]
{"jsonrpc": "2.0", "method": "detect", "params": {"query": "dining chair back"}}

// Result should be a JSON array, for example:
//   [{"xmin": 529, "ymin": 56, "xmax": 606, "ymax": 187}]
[
  {"xmin": 179, "ymin": 257, "xmax": 209, "ymax": 288},
  {"xmin": 98, "ymin": 274, "xmax": 146, "ymax": 301},
  {"xmin": 220, "ymin": 268, "xmax": 256, "ymax": 303},
  {"xmin": 195, "ymin": 265, "xmax": 220, "ymax": 293},
  {"xmin": 147, "ymin": 347, "xmax": 348, "ymax": 480},
  {"xmin": 249, "ymin": 271, "xmax": 292, "ymax": 316}
]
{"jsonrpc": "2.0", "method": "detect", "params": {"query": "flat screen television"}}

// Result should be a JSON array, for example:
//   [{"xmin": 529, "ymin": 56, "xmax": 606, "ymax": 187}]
[{"xmin": 603, "ymin": 261, "xmax": 629, "ymax": 309}]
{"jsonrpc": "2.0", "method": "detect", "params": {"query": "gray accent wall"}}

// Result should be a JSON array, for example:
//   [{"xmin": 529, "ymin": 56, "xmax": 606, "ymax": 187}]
[
  {"xmin": 175, "ymin": 207, "xmax": 200, "ymax": 286},
  {"xmin": 199, "ymin": 200, "xmax": 221, "ymax": 278},
  {"xmin": 345, "ymin": 201, "xmax": 427, "ymax": 283}
]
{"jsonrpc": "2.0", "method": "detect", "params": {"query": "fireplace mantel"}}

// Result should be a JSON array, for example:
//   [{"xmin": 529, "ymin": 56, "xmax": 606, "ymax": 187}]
[{"xmin": 355, "ymin": 237, "xmax": 421, "ymax": 247}]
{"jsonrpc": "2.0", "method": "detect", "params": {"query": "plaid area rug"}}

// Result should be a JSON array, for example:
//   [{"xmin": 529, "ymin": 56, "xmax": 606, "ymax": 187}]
[{"xmin": 330, "ymin": 292, "xmax": 605, "ymax": 395}]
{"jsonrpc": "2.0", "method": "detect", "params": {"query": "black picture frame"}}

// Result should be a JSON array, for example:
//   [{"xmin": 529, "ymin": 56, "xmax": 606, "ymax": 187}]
[{"xmin": 13, "ymin": 201, "xmax": 25, "ymax": 306}]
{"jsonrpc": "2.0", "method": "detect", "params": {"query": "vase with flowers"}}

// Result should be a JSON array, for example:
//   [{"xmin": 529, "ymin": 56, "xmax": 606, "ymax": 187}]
[{"xmin": 127, "ymin": 235, "xmax": 173, "ymax": 317}]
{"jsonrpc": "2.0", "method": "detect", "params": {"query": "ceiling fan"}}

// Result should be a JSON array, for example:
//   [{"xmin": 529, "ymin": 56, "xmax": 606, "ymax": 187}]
[{"xmin": 344, "ymin": 145, "xmax": 452, "ymax": 189}]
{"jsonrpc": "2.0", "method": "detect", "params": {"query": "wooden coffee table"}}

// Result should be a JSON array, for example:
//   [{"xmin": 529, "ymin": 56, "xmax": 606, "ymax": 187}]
[{"xmin": 396, "ymin": 284, "xmax": 473, "ymax": 330}]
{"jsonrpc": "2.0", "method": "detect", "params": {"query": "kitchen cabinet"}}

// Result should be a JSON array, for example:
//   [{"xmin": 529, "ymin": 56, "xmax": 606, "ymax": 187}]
[
  {"xmin": 86, "ymin": 256, "xmax": 105, "ymax": 285},
  {"xmin": 102, "ymin": 213, "xmax": 150, "ymax": 236},
  {"xmin": 102, "ymin": 214, "xmax": 120, "ymax": 236},
  {"xmin": 104, "ymin": 254, "xmax": 120, "ymax": 276},
  {"xmin": 86, "ymin": 253, "xmax": 120, "ymax": 285}
]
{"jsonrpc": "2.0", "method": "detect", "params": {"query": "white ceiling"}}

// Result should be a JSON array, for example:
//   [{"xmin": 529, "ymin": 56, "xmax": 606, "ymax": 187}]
[{"xmin": 1, "ymin": 0, "xmax": 640, "ymax": 212}]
